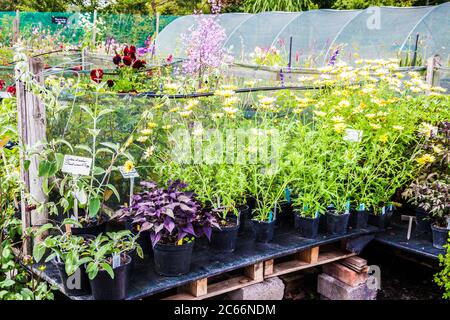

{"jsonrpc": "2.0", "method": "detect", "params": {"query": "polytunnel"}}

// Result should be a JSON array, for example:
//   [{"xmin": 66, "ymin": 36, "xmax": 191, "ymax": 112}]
[{"xmin": 155, "ymin": 3, "xmax": 450, "ymax": 66}]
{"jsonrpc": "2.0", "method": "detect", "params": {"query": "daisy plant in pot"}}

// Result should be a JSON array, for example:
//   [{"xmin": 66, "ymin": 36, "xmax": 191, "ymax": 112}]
[{"xmin": 248, "ymin": 164, "xmax": 288, "ymax": 243}]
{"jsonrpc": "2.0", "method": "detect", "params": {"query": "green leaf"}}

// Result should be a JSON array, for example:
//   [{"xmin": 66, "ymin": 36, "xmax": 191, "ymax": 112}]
[
  {"xmin": 75, "ymin": 144, "xmax": 93, "ymax": 155},
  {"xmin": 55, "ymin": 153, "xmax": 64, "ymax": 170},
  {"xmin": 100, "ymin": 142, "xmax": 119, "ymax": 152},
  {"xmin": 62, "ymin": 218, "xmax": 83, "ymax": 228},
  {"xmin": 97, "ymin": 108, "xmax": 114, "ymax": 118},
  {"xmin": 88, "ymin": 198, "xmax": 101, "ymax": 218},
  {"xmin": 24, "ymin": 160, "xmax": 31, "ymax": 171},
  {"xmin": 92, "ymin": 166, "xmax": 106, "ymax": 176},
  {"xmin": 38, "ymin": 160, "xmax": 50, "ymax": 177},
  {"xmin": 106, "ymin": 184, "xmax": 120, "ymax": 202},
  {"xmin": 101, "ymin": 263, "xmax": 114, "ymax": 279},
  {"xmin": 0, "ymin": 279, "xmax": 15, "ymax": 288},
  {"xmin": 35, "ymin": 223, "xmax": 53, "ymax": 236},
  {"xmin": 32, "ymin": 243, "xmax": 46, "ymax": 263}
]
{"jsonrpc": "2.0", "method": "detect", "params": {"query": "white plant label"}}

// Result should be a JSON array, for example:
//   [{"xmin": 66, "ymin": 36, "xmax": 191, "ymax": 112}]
[
  {"xmin": 0, "ymin": 92, "xmax": 11, "ymax": 99},
  {"xmin": 343, "ymin": 129, "xmax": 363, "ymax": 142},
  {"xmin": 62, "ymin": 155, "xmax": 92, "ymax": 176},
  {"xmin": 74, "ymin": 189, "xmax": 87, "ymax": 205},
  {"xmin": 112, "ymin": 254, "xmax": 121, "ymax": 269},
  {"xmin": 119, "ymin": 167, "xmax": 139, "ymax": 179}
]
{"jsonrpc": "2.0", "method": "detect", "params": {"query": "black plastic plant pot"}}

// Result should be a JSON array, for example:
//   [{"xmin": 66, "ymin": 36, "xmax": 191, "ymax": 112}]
[
  {"xmin": 252, "ymin": 219, "xmax": 276, "ymax": 243},
  {"xmin": 238, "ymin": 205, "xmax": 250, "ymax": 236},
  {"xmin": 125, "ymin": 218, "xmax": 153, "ymax": 256},
  {"xmin": 326, "ymin": 211, "xmax": 350, "ymax": 235},
  {"xmin": 275, "ymin": 201, "xmax": 294, "ymax": 227},
  {"xmin": 71, "ymin": 221, "xmax": 107, "ymax": 236},
  {"xmin": 319, "ymin": 213, "xmax": 328, "ymax": 233},
  {"xmin": 153, "ymin": 241, "xmax": 194, "ymax": 276},
  {"xmin": 368, "ymin": 210, "xmax": 393, "ymax": 230},
  {"xmin": 415, "ymin": 208, "xmax": 431, "ymax": 234},
  {"xmin": 431, "ymin": 225, "xmax": 450, "ymax": 249},
  {"xmin": 89, "ymin": 254, "xmax": 131, "ymax": 300},
  {"xmin": 349, "ymin": 210, "xmax": 369, "ymax": 230},
  {"xmin": 294, "ymin": 213, "xmax": 320, "ymax": 239},
  {"xmin": 55, "ymin": 261, "xmax": 91, "ymax": 296},
  {"xmin": 210, "ymin": 222, "xmax": 239, "ymax": 253}
]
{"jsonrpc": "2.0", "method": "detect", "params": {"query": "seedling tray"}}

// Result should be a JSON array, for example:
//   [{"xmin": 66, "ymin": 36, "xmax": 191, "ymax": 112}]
[{"xmin": 32, "ymin": 224, "xmax": 378, "ymax": 300}]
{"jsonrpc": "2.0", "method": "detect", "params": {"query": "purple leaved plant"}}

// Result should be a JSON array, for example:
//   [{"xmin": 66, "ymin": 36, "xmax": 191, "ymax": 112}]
[{"xmin": 118, "ymin": 180, "xmax": 218, "ymax": 247}]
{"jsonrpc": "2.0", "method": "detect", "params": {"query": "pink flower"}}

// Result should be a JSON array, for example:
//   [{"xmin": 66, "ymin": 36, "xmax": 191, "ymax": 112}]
[
  {"xmin": 166, "ymin": 54, "xmax": 173, "ymax": 63},
  {"xmin": 0, "ymin": 80, "xmax": 5, "ymax": 90}
]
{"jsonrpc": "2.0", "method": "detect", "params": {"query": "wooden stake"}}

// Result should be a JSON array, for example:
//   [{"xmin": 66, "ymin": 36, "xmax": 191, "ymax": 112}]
[
  {"xmin": 92, "ymin": 10, "xmax": 98, "ymax": 48},
  {"xmin": 426, "ymin": 55, "xmax": 441, "ymax": 88},
  {"xmin": 16, "ymin": 57, "xmax": 48, "ymax": 255},
  {"xmin": 155, "ymin": 12, "xmax": 160, "ymax": 38},
  {"xmin": 12, "ymin": 10, "xmax": 20, "ymax": 44}
]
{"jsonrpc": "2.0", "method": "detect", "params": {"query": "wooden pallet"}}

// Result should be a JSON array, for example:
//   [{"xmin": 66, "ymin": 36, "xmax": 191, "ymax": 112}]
[
  {"xmin": 163, "ymin": 262, "xmax": 264, "ymax": 300},
  {"xmin": 163, "ymin": 240, "xmax": 356, "ymax": 300},
  {"xmin": 264, "ymin": 243, "xmax": 356, "ymax": 278}
]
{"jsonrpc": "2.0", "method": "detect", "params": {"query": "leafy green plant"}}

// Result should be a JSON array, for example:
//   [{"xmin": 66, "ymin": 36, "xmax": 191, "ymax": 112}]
[
  {"xmin": 84, "ymin": 231, "xmax": 142, "ymax": 280},
  {"xmin": 435, "ymin": 238, "xmax": 450, "ymax": 300}
]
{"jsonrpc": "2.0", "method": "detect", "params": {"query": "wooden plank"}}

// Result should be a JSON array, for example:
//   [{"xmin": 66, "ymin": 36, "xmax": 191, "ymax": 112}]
[
  {"xmin": 264, "ymin": 259, "xmax": 274, "ymax": 276},
  {"xmin": 323, "ymin": 262, "xmax": 368, "ymax": 287},
  {"xmin": 342, "ymin": 256, "xmax": 367, "ymax": 268},
  {"xmin": 163, "ymin": 275, "xmax": 262, "ymax": 300},
  {"xmin": 266, "ymin": 250, "xmax": 356, "ymax": 278},
  {"xmin": 244, "ymin": 261, "xmax": 264, "ymax": 281},
  {"xmin": 296, "ymin": 246, "xmax": 319, "ymax": 263},
  {"xmin": 185, "ymin": 278, "xmax": 208, "ymax": 297}
]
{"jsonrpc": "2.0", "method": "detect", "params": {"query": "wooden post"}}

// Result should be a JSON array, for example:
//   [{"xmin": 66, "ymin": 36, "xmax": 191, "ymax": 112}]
[
  {"xmin": 155, "ymin": 12, "xmax": 160, "ymax": 38},
  {"xmin": 12, "ymin": 10, "xmax": 20, "ymax": 44},
  {"xmin": 426, "ymin": 55, "xmax": 441, "ymax": 88},
  {"xmin": 91, "ymin": 10, "xmax": 98, "ymax": 48},
  {"xmin": 16, "ymin": 57, "xmax": 48, "ymax": 255}
]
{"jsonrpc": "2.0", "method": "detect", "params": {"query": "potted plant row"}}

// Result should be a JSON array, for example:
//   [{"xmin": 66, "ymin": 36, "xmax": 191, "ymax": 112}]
[{"xmin": 34, "ymin": 222, "xmax": 143, "ymax": 300}]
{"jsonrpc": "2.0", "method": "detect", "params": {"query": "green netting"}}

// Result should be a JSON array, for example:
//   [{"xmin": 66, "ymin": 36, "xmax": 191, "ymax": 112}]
[{"xmin": 0, "ymin": 12, "xmax": 178, "ymax": 47}]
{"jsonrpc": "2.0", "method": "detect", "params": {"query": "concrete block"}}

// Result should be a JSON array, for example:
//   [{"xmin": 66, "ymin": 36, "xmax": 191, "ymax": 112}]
[
  {"xmin": 226, "ymin": 277, "xmax": 285, "ymax": 300},
  {"xmin": 317, "ymin": 273, "xmax": 377, "ymax": 300},
  {"xmin": 323, "ymin": 262, "xmax": 368, "ymax": 287}
]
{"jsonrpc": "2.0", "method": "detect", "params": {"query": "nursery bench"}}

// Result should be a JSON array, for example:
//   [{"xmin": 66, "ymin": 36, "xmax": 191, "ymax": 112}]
[
  {"xmin": 31, "ymin": 224, "xmax": 379, "ymax": 300},
  {"xmin": 374, "ymin": 222, "xmax": 445, "ymax": 261}
]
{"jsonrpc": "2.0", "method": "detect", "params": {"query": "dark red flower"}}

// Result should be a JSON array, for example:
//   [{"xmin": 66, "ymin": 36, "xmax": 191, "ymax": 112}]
[
  {"xmin": 0, "ymin": 80, "xmax": 5, "ymax": 90},
  {"xmin": 107, "ymin": 79, "xmax": 115, "ymax": 88},
  {"xmin": 113, "ymin": 54, "xmax": 121, "ymax": 65},
  {"xmin": 6, "ymin": 86, "xmax": 16, "ymax": 95},
  {"xmin": 90, "ymin": 69, "xmax": 104, "ymax": 83},
  {"xmin": 123, "ymin": 46, "xmax": 130, "ymax": 56},
  {"xmin": 123, "ymin": 56, "xmax": 132, "ymax": 66},
  {"xmin": 166, "ymin": 54, "xmax": 173, "ymax": 63},
  {"xmin": 129, "ymin": 46, "xmax": 136, "ymax": 54},
  {"xmin": 132, "ymin": 59, "xmax": 146, "ymax": 69}
]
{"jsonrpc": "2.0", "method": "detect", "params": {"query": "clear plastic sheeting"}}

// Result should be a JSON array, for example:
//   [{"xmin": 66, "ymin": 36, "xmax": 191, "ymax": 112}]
[{"xmin": 155, "ymin": 4, "xmax": 450, "ymax": 66}]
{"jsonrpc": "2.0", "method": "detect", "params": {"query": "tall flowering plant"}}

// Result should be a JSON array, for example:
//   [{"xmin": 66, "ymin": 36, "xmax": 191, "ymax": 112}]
[{"xmin": 181, "ymin": 14, "xmax": 231, "ymax": 88}]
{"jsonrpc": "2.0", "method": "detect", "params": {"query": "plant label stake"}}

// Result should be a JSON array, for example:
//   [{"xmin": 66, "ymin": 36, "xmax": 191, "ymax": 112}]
[
  {"xmin": 112, "ymin": 254, "xmax": 121, "ymax": 269},
  {"xmin": 62, "ymin": 155, "xmax": 91, "ymax": 232},
  {"xmin": 119, "ymin": 166, "xmax": 139, "ymax": 206},
  {"xmin": 401, "ymin": 215, "xmax": 415, "ymax": 241},
  {"xmin": 272, "ymin": 201, "xmax": 277, "ymax": 222},
  {"xmin": 343, "ymin": 129, "xmax": 363, "ymax": 142},
  {"xmin": 285, "ymin": 187, "xmax": 291, "ymax": 203}
]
